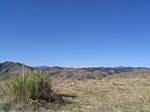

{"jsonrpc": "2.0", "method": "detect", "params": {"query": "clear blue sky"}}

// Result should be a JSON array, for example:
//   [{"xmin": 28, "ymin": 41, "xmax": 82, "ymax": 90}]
[{"xmin": 0, "ymin": 0, "xmax": 150, "ymax": 67}]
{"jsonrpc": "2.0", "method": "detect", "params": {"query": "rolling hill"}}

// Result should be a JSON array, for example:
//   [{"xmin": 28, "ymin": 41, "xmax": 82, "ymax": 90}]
[{"xmin": 0, "ymin": 61, "xmax": 150, "ymax": 79}]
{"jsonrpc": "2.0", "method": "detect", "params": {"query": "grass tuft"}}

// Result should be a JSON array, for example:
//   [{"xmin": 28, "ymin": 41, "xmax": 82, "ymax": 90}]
[{"xmin": 5, "ymin": 72, "xmax": 52, "ymax": 104}]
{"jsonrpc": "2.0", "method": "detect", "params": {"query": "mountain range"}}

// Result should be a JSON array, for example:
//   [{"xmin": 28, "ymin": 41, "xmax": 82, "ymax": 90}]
[{"xmin": 0, "ymin": 61, "xmax": 150, "ymax": 79}]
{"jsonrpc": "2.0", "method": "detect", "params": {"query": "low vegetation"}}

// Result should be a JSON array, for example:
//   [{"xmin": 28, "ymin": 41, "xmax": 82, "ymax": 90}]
[
  {"xmin": 6, "ymin": 72, "xmax": 52, "ymax": 104},
  {"xmin": 0, "ymin": 72, "xmax": 64, "ymax": 112},
  {"xmin": 1, "ymin": 75, "xmax": 150, "ymax": 111},
  {"xmin": 53, "ymin": 78, "xmax": 150, "ymax": 112}
]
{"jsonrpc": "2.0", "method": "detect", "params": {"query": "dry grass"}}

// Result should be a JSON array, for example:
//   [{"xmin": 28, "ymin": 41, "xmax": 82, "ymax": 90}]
[
  {"xmin": 1, "ymin": 78, "xmax": 150, "ymax": 111},
  {"xmin": 52, "ymin": 78, "xmax": 150, "ymax": 112}
]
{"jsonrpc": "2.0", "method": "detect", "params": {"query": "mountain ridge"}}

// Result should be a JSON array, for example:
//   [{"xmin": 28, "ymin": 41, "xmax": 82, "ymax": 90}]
[{"xmin": 0, "ymin": 61, "xmax": 150, "ymax": 79}]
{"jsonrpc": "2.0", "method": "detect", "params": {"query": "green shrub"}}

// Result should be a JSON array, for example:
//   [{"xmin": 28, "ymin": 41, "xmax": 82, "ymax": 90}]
[
  {"xmin": 96, "ymin": 76, "xmax": 103, "ymax": 80},
  {"xmin": 5, "ymin": 72, "xmax": 52, "ymax": 104}
]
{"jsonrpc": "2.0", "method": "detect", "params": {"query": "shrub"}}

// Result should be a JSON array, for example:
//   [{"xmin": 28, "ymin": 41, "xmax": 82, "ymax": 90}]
[
  {"xmin": 96, "ymin": 76, "xmax": 103, "ymax": 80},
  {"xmin": 5, "ymin": 72, "xmax": 52, "ymax": 104}
]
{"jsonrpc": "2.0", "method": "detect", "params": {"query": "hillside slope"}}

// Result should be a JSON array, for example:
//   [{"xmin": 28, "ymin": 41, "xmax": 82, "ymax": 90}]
[{"xmin": 0, "ymin": 61, "xmax": 150, "ymax": 79}]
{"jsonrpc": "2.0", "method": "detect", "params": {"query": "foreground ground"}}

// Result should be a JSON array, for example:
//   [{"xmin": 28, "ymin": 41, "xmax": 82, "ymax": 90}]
[{"xmin": 1, "ymin": 78, "xmax": 150, "ymax": 112}]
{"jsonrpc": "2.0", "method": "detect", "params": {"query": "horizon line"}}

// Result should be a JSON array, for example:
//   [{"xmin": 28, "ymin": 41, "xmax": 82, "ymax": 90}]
[{"xmin": 0, "ymin": 61, "xmax": 150, "ymax": 68}]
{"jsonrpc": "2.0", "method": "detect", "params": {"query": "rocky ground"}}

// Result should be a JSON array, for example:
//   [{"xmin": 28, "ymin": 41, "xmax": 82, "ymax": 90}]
[{"xmin": 1, "ymin": 78, "xmax": 150, "ymax": 112}]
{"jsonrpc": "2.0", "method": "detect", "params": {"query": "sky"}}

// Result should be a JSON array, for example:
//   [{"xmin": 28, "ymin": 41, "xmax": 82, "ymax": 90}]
[{"xmin": 0, "ymin": 0, "xmax": 150, "ymax": 67}]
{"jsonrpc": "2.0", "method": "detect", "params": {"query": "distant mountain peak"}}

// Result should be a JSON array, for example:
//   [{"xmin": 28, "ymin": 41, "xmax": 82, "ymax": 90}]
[
  {"xmin": 0, "ymin": 61, "xmax": 150, "ymax": 79},
  {"xmin": 0, "ymin": 61, "xmax": 33, "ymax": 74}
]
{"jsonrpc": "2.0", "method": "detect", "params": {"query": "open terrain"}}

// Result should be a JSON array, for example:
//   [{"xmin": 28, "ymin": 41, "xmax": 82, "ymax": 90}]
[
  {"xmin": 1, "ymin": 62, "xmax": 150, "ymax": 111},
  {"xmin": 1, "ymin": 78, "xmax": 150, "ymax": 112}
]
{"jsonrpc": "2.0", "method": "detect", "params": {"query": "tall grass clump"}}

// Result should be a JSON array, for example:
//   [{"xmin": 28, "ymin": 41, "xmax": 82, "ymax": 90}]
[{"xmin": 5, "ymin": 72, "xmax": 53, "ymax": 104}]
